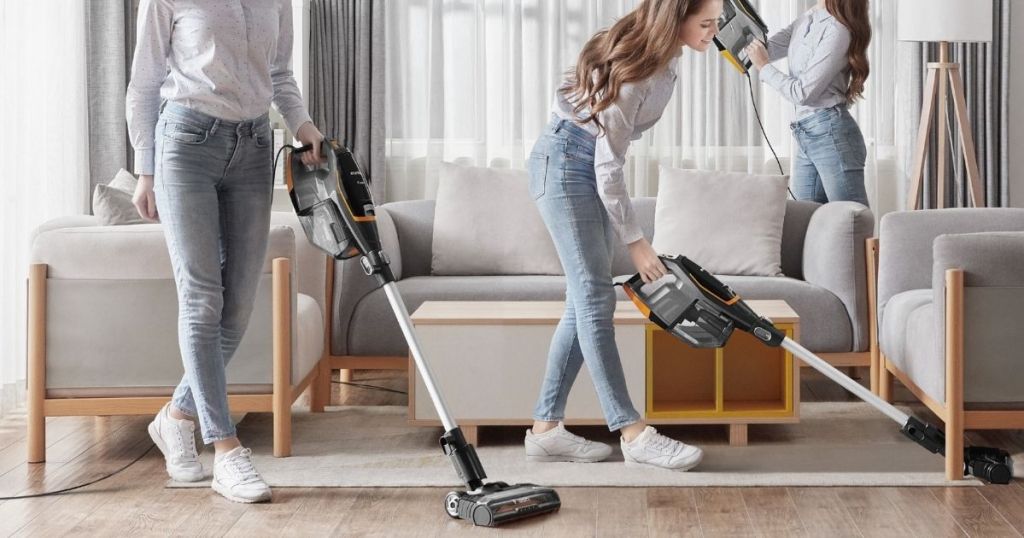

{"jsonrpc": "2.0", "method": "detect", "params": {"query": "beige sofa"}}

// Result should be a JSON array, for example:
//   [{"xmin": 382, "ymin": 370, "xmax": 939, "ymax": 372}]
[{"xmin": 26, "ymin": 212, "xmax": 331, "ymax": 461}]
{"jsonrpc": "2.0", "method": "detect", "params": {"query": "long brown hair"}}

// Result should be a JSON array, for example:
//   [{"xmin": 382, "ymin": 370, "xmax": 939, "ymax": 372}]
[
  {"xmin": 825, "ymin": 0, "xmax": 871, "ymax": 102},
  {"xmin": 562, "ymin": 0, "xmax": 710, "ymax": 133}
]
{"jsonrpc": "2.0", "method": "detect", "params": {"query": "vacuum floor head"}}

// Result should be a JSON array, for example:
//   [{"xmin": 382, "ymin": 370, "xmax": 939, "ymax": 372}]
[
  {"xmin": 714, "ymin": 0, "xmax": 769, "ymax": 74},
  {"xmin": 445, "ymin": 483, "xmax": 561, "ymax": 527}
]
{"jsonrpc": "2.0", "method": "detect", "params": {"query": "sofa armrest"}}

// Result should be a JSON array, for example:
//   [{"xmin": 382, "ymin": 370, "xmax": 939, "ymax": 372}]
[
  {"xmin": 932, "ymin": 231, "xmax": 1024, "ymax": 403},
  {"xmin": 31, "ymin": 222, "xmax": 296, "ymax": 279},
  {"xmin": 330, "ymin": 205, "xmax": 402, "ymax": 356},
  {"xmin": 877, "ymin": 208, "xmax": 1024, "ymax": 321},
  {"xmin": 801, "ymin": 202, "xmax": 874, "ymax": 352},
  {"xmin": 933, "ymin": 232, "xmax": 1024, "ymax": 290}
]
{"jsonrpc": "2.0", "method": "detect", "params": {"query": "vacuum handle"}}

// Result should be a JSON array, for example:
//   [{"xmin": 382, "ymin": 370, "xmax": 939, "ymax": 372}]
[{"xmin": 664, "ymin": 255, "xmax": 738, "ymax": 305}]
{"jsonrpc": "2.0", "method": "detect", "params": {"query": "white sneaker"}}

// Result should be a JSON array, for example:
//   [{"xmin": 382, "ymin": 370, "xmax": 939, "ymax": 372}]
[
  {"xmin": 212, "ymin": 447, "xmax": 272, "ymax": 503},
  {"xmin": 148, "ymin": 403, "xmax": 204, "ymax": 482},
  {"xmin": 525, "ymin": 422, "xmax": 613, "ymax": 463},
  {"xmin": 621, "ymin": 426, "xmax": 703, "ymax": 471}
]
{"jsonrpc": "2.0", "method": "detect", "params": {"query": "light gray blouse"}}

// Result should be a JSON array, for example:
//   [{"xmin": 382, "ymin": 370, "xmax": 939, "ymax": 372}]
[
  {"xmin": 761, "ymin": 7, "xmax": 853, "ymax": 119},
  {"xmin": 126, "ymin": 0, "xmax": 312, "ymax": 175},
  {"xmin": 552, "ymin": 58, "xmax": 679, "ymax": 245}
]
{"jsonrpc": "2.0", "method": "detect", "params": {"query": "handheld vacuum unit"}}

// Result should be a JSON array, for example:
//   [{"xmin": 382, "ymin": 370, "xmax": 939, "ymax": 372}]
[
  {"xmin": 623, "ymin": 255, "xmax": 1013, "ymax": 484},
  {"xmin": 286, "ymin": 140, "xmax": 561, "ymax": 526},
  {"xmin": 713, "ymin": 0, "xmax": 769, "ymax": 74}
]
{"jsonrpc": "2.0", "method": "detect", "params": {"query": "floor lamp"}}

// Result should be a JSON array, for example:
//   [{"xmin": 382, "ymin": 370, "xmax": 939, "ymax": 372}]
[{"xmin": 899, "ymin": 0, "xmax": 993, "ymax": 210}]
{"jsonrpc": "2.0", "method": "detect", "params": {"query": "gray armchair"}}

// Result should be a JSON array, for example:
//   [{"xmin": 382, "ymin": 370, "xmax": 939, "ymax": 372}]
[{"xmin": 875, "ymin": 208, "xmax": 1024, "ymax": 479}]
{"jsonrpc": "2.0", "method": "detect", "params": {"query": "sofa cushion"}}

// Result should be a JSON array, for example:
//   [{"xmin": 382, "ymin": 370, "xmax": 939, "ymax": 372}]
[
  {"xmin": 430, "ymin": 162, "xmax": 562, "ymax": 276},
  {"xmin": 346, "ymin": 275, "xmax": 851, "ymax": 356},
  {"xmin": 652, "ymin": 167, "xmax": 788, "ymax": 276},
  {"xmin": 879, "ymin": 289, "xmax": 932, "ymax": 362},
  {"xmin": 901, "ymin": 301, "xmax": 943, "ymax": 404},
  {"xmin": 45, "ymin": 281, "xmax": 323, "ymax": 394}
]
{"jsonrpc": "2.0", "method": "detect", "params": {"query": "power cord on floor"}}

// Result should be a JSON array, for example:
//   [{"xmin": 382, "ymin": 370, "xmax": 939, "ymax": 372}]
[
  {"xmin": 746, "ymin": 71, "xmax": 797, "ymax": 200},
  {"xmin": 332, "ymin": 379, "xmax": 408, "ymax": 395},
  {"xmin": 0, "ymin": 443, "xmax": 155, "ymax": 501}
]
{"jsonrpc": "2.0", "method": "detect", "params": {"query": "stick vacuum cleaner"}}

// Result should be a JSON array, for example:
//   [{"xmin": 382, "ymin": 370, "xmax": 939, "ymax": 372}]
[
  {"xmin": 622, "ymin": 255, "xmax": 1013, "ymax": 484},
  {"xmin": 283, "ymin": 140, "xmax": 561, "ymax": 526}
]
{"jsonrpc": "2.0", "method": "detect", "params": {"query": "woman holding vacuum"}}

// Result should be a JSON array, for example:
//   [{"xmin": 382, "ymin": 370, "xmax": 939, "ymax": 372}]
[
  {"xmin": 524, "ymin": 0, "xmax": 722, "ymax": 471},
  {"xmin": 126, "ymin": 0, "xmax": 324, "ymax": 503},
  {"xmin": 745, "ymin": 0, "xmax": 872, "ymax": 206}
]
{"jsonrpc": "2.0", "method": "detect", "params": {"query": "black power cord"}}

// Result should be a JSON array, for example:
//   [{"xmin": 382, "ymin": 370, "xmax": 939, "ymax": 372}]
[
  {"xmin": 746, "ymin": 71, "xmax": 797, "ymax": 200},
  {"xmin": 0, "ymin": 443, "xmax": 156, "ymax": 501},
  {"xmin": 332, "ymin": 380, "xmax": 408, "ymax": 396}
]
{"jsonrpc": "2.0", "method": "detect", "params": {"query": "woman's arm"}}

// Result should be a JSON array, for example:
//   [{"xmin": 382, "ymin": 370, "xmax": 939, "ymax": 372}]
[
  {"xmin": 271, "ymin": 4, "xmax": 313, "ymax": 137},
  {"xmin": 125, "ymin": 0, "xmax": 173, "ymax": 176},
  {"xmin": 758, "ymin": 24, "xmax": 851, "ymax": 106},
  {"xmin": 765, "ymin": 16, "xmax": 799, "ymax": 62},
  {"xmin": 594, "ymin": 85, "xmax": 666, "ymax": 283},
  {"xmin": 593, "ymin": 83, "xmax": 647, "ymax": 246}
]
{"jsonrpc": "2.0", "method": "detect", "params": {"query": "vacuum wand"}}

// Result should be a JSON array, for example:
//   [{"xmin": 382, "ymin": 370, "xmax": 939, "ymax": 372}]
[{"xmin": 780, "ymin": 337, "xmax": 909, "ymax": 425}]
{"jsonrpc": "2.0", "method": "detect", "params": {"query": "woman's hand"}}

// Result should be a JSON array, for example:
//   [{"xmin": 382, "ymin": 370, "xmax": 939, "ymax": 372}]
[
  {"xmin": 628, "ymin": 238, "xmax": 667, "ymax": 284},
  {"xmin": 133, "ymin": 174, "xmax": 159, "ymax": 222},
  {"xmin": 295, "ymin": 121, "xmax": 326, "ymax": 168},
  {"xmin": 744, "ymin": 40, "xmax": 770, "ymax": 70}
]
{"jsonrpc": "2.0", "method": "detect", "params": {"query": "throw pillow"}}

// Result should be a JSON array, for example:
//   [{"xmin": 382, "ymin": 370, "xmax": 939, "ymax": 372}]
[
  {"xmin": 93, "ymin": 168, "xmax": 147, "ymax": 226},
  {"xmin": 652, "ymin": 167, "xmax": 788, "ymax": 277},
  {"xmin": 430, "ymin": 162, "xmax": 562, "ymax": 276}
]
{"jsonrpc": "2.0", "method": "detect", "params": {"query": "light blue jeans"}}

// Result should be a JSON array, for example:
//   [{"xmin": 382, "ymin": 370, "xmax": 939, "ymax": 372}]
[
  {"xmin": 791, "ymin": 105, "xmax": 870, "ymax": 206},
  {"xmin": 154, "ymin": 102, "xmax": 274, "ymax": 444},
  {"xmin": 528, "ymin": 117, "xmax": 642, "ymax": 432}
]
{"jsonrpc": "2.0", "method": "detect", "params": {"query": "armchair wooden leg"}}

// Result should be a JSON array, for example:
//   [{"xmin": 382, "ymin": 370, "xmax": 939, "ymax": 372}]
[
  {"xmin": 272, "ymin": 258, "xmax": 292, "ymax": 458},
  {"xmin": 866, "ymin": 237, "xmax": 880, "ymax": 395},
  {"xmin": 878, "ymin": 352, "xmax": 894, "ymax": 403},
  {"xmin": 27, "ymin": 264, "xmax": 47, "ymax": 464},
  {"xmin": 310, "ymin": 357, "xmax": 331, "ymax": 412},
  {"xmin": 338, "ymin": 369, "xmax": 353, "ymax": 383},
  {"xmin": 945, "ymin": 269, "xmax": 965, "ymax": 480}
]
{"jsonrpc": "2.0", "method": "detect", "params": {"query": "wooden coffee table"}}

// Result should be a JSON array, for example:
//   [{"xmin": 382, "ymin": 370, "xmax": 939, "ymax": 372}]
[{"xmin": 408, "ymin": 301, "xmax": 800, "ymax": 446}]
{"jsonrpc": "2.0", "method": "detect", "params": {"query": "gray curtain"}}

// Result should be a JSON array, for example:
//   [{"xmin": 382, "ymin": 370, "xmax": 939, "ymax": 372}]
[
  {"xmin": 85, "ymin": 0, "xmax": 135, "ymax": 204},
  {"xmin": 904, "ymin": 0, "xmax": 1011, "ymax": 209},
  {"xmin": 309, "ymin": 0, "xmax": 386, "ymax": 201}
]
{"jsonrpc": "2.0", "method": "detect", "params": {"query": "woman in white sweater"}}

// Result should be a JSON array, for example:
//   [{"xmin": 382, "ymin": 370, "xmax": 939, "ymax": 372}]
[
  {"xmin": 126, "ymin": 0, "xmax": 325, "ymax": 503},
  {"xmin": 524, "ymin": 0, "xmax": 723, "ymax": 471}
]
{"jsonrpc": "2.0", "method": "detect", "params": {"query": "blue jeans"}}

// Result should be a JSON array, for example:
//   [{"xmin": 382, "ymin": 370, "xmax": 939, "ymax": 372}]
[
  {"xmin": 154, "ymin": 102, "xmax": 274, "ymax": 444},
  {"xmin": 528, "ymin": 118, "xmax": 642, "ymax": 432},
  {"xmin": 791, "ymin": 105, "xmax": 869, "ymax": 206}
]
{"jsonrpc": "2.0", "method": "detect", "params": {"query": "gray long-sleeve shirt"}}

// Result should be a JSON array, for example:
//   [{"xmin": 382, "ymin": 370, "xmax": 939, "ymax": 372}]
[
  {"xmin": 126, "ymin": 0, "xmax": 312, "ymax": 175},
  {"xmin": 760, "ymin": 7, "xmax": 852, "ymax": 119},
  {"xmin": 552, "ymin": 55, "xmax": 679, "ymax": 245}
]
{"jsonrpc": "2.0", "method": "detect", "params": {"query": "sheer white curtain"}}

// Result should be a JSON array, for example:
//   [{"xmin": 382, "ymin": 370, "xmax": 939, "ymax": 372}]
[
  {"xmin": 0, "ymin": 1, "xmax": 91, "ymax": 417},
  {"xmin": 385, "ymin": 0, "xmax": 903, "ymax": 212}
]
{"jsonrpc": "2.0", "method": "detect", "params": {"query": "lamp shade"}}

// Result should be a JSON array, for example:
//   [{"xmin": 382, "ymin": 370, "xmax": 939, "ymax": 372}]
[{"xmin": 897, "ymin": 0, "xmax": 993, "ymax": 43}]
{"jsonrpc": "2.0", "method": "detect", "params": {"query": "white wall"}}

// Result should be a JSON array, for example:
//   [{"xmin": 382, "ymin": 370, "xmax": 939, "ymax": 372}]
[{"xmin": 1010, "ymin": 4, "xmax": 1024, "ymax": 207}]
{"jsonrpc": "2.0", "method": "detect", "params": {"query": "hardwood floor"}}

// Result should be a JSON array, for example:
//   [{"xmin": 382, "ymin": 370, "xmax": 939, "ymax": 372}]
[{"xmin": 1, "ymin": 369, "xmax": 1022, "ymax": 537}]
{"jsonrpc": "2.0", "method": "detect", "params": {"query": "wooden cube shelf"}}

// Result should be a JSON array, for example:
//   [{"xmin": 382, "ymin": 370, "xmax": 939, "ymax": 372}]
[{"xmin": 647, "ymin": 323, "xmax": 797, "ymax": 420}]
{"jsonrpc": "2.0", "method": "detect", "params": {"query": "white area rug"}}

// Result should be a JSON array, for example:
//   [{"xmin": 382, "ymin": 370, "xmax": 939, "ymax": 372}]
[{"xmin": 168, "ymin": 403, "xmax": 1003, "ymax": 488}]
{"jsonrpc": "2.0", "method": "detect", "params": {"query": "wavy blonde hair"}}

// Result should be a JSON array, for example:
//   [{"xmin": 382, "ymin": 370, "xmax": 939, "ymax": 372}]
[{"xmin": 561, "ymin": 0, "xmax": 710, "ymax": 133}]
